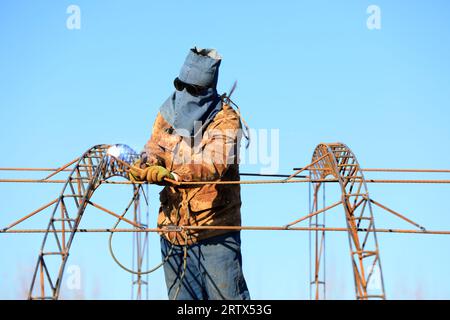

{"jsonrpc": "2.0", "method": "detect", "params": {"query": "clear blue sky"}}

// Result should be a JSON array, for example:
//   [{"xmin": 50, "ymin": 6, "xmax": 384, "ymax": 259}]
[{"xmin": 1, "ymin": 0, "xmax": 450, "ymax": 299}]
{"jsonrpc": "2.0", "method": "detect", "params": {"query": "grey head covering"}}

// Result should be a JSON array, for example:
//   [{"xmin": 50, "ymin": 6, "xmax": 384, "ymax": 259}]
[{"xmin": 159, "ymin": 47, "xmax": 223, "ymax": 137}]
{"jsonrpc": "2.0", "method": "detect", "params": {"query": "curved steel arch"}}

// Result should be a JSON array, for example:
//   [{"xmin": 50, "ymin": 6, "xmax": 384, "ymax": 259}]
[
  {"xmin": 309, "ymin": 142, "xmax": 386, "ymax": 300},
  {"xmin": 28, "ymin": 144, "xmax": 141, "ymax": 300}
]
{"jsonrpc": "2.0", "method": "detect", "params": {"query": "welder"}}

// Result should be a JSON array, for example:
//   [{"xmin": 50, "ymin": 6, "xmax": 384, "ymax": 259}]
[{"xmin": 129, "ymin": 47, "xmax": 250, "ymax": 300}]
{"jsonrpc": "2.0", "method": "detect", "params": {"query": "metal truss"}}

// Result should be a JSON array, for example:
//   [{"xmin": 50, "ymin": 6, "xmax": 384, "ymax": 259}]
[
  {"xmin": 309, "ymin": 143, "xmax": 385, "ymax": 300},
  {"xmin": 27, "ymin": 144, "xmax": 146, "ymax": 300}
]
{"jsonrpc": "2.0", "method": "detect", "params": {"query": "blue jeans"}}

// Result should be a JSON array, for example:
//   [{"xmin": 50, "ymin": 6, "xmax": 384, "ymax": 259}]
[{"xmin": 161, "ymin": 231, "xmax": 250, "ymax": 300}]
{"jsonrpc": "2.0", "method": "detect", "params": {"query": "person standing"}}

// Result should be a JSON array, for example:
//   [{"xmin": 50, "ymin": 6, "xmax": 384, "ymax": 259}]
[{"xmin": 130, "ymin": 47, "xmax": 250, "ymax": 300}]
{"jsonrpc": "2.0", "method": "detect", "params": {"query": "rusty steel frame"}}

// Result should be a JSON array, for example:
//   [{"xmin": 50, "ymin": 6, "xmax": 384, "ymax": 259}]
[
  {"xmin": 308, "ymin": 143, "xmax": 386, "ymax": 300},
  {"xmin": 131, "ymin": 184, "xmax": 150, "ymax": 300},
  {"xmin": 23, "ymin": 145, "xmax": 147, "ymax": 300},
  {"xmin": 308, "ymin": 177, "xmax": 327, "ymax": 300},
  {"xmin": 4, "ymin": 226, "xmax": 450, "ymax": 235},
  {"xmin": 1, "ymin": 142, "xmax": 450, "ymax": 300},
  {"xmin": 3, "ymin": 178, "xmax": 450, "ymax": 184}
]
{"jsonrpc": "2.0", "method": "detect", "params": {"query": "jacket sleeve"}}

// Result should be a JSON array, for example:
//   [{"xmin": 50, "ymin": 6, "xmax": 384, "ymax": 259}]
[
  {"xmin": 171, "ymin": 113, "xmax": 242, "ymax": 182},
  {"xmin": 142, "ymin": 113, "xmax": 166, "ymax": 168}
]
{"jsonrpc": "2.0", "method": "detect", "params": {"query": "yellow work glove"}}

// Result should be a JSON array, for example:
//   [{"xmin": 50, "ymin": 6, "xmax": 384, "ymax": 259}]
[
  {"xmin": 145, "ymin": 165, "xmax": 174, "ymax": 184},
  {"xmin": 128, "ymin": 160, "xmax": 146, "ymax": 182},
  {"xmin": 129, "ymin": 162, "xmax": 174, "ymax": 184}
]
